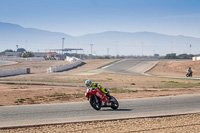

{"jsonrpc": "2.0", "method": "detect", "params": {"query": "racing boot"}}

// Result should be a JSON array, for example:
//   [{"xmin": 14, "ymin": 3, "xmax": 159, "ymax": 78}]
[
  {"xmin": 106, "ymin": 91, "xmax": 114, "ymax": 102},
  {"xmin": 106, "ymin": 93, "xmax": 111, "ymax": 99}
]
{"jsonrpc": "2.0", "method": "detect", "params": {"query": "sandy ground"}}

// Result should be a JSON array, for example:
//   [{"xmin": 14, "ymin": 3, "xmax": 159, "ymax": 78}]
[
  {"xmin": 0, "ymin": 59, "xmax": 200, "ymax": 106},
  {"xmin": 1, "ymin": 113, "xmax": 200, "ymax": 133},
  {"xmin": 147, "ymin": 59, "xmax": 200, "ymax": 78},
  {"xmin": 1, "ymin": 59, "xmax": 200, "ymax": 132}
]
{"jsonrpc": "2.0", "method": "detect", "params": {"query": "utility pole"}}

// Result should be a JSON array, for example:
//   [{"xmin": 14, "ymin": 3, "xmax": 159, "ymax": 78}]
[
  {"xmin": 62, "ymin": 38, "xmax": 65, "ymax": 54},
  {"xmin": 90, "ymin": 44, "xmax": 94, "ymax": 59},
  {"xmin": 107, "ymin": 48, "xmax": 109, "ymax": 56},
  {"xmin": 25, "ymin": 40, "xmax": 27, "ymax": 50},
  {"xmin": 171, "ymin": 41, "xmax": 173, "ymax": 53},
  {"xmin": 142, "ymin": 42, "xmax": 144, "ymax": 57},
  {"xmin": 16, "ymin": 45, "xmax": 18, "ymax": 52},
  {"xmin": 116, "ymin": 41, "xmax": 119, "ymax": 57}
]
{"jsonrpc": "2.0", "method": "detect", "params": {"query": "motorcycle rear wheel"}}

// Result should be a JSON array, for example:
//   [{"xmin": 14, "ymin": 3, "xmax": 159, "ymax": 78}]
[{"xmin": 89, "ymin": 95, "xmax": 101, "ymax": 110}]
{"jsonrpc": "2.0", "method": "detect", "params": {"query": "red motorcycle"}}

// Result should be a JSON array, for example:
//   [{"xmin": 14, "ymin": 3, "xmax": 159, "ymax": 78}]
[{"xmin": 85, "ymin": 87, "xmax": 119, "ymax": 110}]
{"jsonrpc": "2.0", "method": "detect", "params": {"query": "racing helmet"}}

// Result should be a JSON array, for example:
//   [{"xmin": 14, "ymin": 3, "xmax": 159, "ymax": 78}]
[{"xmin": 85, "ymin": 80, "xmax": 92, "ymax": 87}]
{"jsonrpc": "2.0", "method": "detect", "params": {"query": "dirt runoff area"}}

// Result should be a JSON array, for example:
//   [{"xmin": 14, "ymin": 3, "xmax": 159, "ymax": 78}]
[
  {"xmin": 0, "ymin": 59, "xmax": 200, "ymax": 106},
  {"xmin": 1, "ymin": 59, "xmax": 200, "ymax": 132},
  {"xmin": 1, "ymin": 113, "xmax": 200, "ymax": 133}
]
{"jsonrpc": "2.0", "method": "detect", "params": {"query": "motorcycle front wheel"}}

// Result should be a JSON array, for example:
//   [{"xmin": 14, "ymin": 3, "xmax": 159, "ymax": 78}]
[
  {"xmin": 89, "ymin": 95, "xmax": 101, "ymax": 110},
  {"xmin": 110, "ymin": 96, "xmax": 119, "ymax": 109}
]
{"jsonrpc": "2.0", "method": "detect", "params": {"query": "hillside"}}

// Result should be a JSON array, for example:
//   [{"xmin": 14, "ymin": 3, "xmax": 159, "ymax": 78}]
[
  {"xmin": 1, "ymin": 22, "xmax": 200, "ymax": 56},
  {"xmin": 0, "ymin": 22, "xmax": 74, "ymax": 52}
]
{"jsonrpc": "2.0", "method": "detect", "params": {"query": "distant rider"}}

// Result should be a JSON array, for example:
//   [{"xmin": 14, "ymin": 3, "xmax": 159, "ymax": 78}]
[
  {"xmin": 187, "ymin": 67, "xmax": 193, "ymax": 77},
  {"xmin": 85, "ymin": 80, "xmax": 111, "ymax": 99}
]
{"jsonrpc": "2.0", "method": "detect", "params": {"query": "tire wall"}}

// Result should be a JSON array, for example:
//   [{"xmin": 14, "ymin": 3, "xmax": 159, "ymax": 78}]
[
  {"xmin": 47, "ymin": 56, "xmax": 82, "ymax": 73},
  {"xmin": 0, "ymin": 68, "xmax": 30, "ymax": 77}
]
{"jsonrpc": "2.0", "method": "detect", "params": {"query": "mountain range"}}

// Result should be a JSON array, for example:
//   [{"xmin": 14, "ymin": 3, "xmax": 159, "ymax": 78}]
[{"xmin": 0, "ymin": 22, "xmax": 200, "ymax": 56}]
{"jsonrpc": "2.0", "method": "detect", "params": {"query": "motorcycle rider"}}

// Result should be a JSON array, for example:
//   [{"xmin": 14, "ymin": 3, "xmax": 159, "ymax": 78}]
[
  {"xmin": 85, "ymin": 80, "xmax": 112, "ymax": 99},
  {"xmin": 187, "ymin": 67, "xmax": 193, "ymax": 77}
]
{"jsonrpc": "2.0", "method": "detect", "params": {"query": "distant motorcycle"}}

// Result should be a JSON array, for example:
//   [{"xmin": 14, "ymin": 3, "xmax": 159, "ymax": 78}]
[
  {"xmin": 186, "ymin": 72, "xmax": 192, "ymax": 77},
  {"xmin": 85, "ymin": 87, "xmax": 119, "ymax": 110}
]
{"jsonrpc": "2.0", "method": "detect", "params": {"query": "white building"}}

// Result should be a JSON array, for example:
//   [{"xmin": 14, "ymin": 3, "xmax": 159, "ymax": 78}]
[{"xmin": 192, "ymin": 56, "xmax": 200, "ymax": 61}]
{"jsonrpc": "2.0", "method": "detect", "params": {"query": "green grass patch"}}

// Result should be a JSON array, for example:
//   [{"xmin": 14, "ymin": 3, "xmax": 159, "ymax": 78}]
[
  {"xmin": 168, "ymin": 81, "xmax": 179, "ymax": 84},
  {"xmin": 14, "ymin": 90, "xmax": 85, "ymax": 104},
  {"xmin": 35, "ymin": 96, "xmax": 44, "ymax": 99},
  {"xmin": 35, "ymin": 91, "xmax": 85, "ymax": 102},
  {"xmin": 15, "ymin": 98, "xmax": 26, "ymax": 103},
  {"xmin": 110, "ymin": 88, "xmax": 138, "ymax": 93},
  {"xmin": 26, "ymin": 98, "xmax": 35, "ymax": 104},
  {"xmin": 49, "ymin": 93, "xmax": 67, "ymax": 100},
  {"xmin": 160, "ymin": 81, "xmax": 200, "ymax": 88},
  {"xmin": 131, "ymin": 83, "xmax": 136, "ymax": 85},
  {"xmin": 11, "ymin": 88, "xmax": 18, "ymax": 89}
]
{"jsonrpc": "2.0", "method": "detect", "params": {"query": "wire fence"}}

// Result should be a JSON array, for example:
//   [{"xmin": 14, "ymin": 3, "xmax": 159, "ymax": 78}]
[{"xmin": 0, "ymin": 56, "xmax": 45, "ymax": 61}]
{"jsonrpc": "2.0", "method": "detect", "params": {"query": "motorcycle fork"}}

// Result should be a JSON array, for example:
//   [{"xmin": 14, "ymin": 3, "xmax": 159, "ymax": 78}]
[{"xmin": 94, "ymin": 96, "xmax": 99, "ymax": 103}]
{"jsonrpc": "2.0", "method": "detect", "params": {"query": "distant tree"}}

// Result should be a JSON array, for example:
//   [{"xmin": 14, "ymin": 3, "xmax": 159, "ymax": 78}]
[
  {"xmin": 177, "ymin": 54, "xmax": 194, "ymax": 59},
  {"xmin": 4, "ymin": 49, "xmax": 14, "ymax": 52},
  {"xmin": 178, "ymin": 54, "xmax": 188, "ymax": 59},
  {"xmin": 97, "ymin": 56, "xmax": 110, "ymax": 59},
  {"xmin": 97, "ymin": 56, "xmax": 103, "ymax": 59},
  {"xmin": 177, "ymin": 53, "xmax": 187, "ymax": 59},
  {"xmin": 20, "ymin": 51, "xmax": 34, "ymax": 58},
  {"xmin": 164, "ymin": 53, "xmax": 177, "ymax": 59},
  {"xmin": 17, "ymin": 48, "xmax": 26, "ymax": 52},
  {"xmin": 164, "ymin": 53, "xmax": 194, "ymax": 59},
  {"xmin": 104, "ymin": 56, "xmax": 110, "ymax": 59},
  {"xmin": 188, "ymin": 54, "xmax": 194, "ymax": 59}
]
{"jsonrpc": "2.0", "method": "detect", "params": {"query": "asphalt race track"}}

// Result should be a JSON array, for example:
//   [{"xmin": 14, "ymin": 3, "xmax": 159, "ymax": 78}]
[
  {"xmin": 102, "ymin": 59, "xmax": 158, "ymax": 75},
  {"xmin": 1, "ymin": 94, "xmax": 200, "ymax": 128},
  {"xmin": 0, "ymin": 61, "xmax": 17, "ymax": 66}
]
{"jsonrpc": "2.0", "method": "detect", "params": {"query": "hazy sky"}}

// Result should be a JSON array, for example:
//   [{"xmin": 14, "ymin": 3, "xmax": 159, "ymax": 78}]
[{"xmin": 0, "ymin": 0, "xmax": 200, "ymax": 37}]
